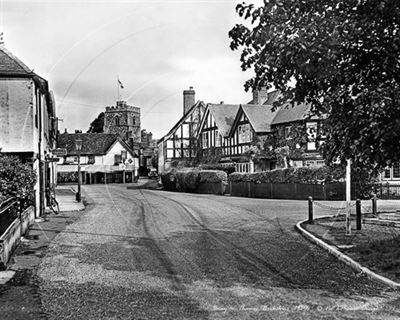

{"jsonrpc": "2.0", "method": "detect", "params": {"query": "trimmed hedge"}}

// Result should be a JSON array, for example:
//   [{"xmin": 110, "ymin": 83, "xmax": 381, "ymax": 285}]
[
  {"xmin": 198, "ymin": 164, "xmax": 236, "ymax": 175},
  {"xmin": 228, "ymin": 166, "xmax": 378, "ymax": 199},
  {"xmin": 229, "ymin": 166, "xmax": 345, "ymax": 184},
  {"xmin": 161, "ymin": 169, "xmax": 227, "ymax": 192}
]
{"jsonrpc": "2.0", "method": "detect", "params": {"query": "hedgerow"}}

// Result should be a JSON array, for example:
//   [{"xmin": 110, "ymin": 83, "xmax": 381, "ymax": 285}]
[{"xmin": 161, "ymin": 168, "xmax": 227, "ymax": 192}]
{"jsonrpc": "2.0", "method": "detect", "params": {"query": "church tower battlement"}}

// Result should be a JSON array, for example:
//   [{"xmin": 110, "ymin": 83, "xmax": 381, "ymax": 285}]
[{"xmin": 103, "ymin": 100, "xmax": 141, "ymax": 143}]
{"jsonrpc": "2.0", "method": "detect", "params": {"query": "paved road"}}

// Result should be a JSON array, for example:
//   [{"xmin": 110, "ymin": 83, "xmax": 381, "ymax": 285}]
[{"xmin": 38, "ymin": 185, "xmax": 400, "ymax": 319}]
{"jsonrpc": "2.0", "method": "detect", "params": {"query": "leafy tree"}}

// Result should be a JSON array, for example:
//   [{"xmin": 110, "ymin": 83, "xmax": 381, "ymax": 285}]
[
  {"xmin": 229, "ymin": 0, "xmax": 400, "ymax": 172},
  {"xmin": 87, "ymin": 112, "xmax": 105, "ymax": 133},
  {"xmin": 0, "ymin": 155, "xmax": 36, "ymax": 205}
]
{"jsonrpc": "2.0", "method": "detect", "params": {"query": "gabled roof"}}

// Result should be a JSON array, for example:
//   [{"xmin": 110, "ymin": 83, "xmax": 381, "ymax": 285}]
[
  {"xmin": 158, "ymin": 101, "xmax": 206, "ymax": 143},
  {"xmin": 241, "ymin": 104, "xmax": 280, "ymax": 133},
  {"xmin": 0, "ymin": 46, "xmax": 51, "ymax": 98},
  {"xmin": 272, "ymin": 102, "xmax": 314, "ymax": 125},
  {"xmin": 207, "ymin": 103, "xmax": 240, "ymax": 137},
  {"xmin": 57, "ymin": 133, "xmax": 137, "ymax": 157},
  {"xmin": 0, "ymin": 46, "xmax": 34, "ymax": 76}
]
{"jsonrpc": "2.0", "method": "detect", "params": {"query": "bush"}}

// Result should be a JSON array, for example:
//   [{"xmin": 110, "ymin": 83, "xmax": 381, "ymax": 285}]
[
  {"xmin": 0, "ymin": 155, "xmax": 36, "ymax": 205},
  {"xmin": 199, "ymin": 164, "xmax": 236, "ymax": 175},
  {"xmin": 228, "ymin": 166, "xmax": 348, "ymax": 184},
  {"xmin": 175, "ymin": 169, "xmax": 200, "ymax": 192},
  {"xmin": 199, "ymin": 170, "xmax": 227, "ymax": 183},
  {"xmin": 161, "ymin": 168, "xmax": 227, "ymax": 192},
  {"xmin": 161, "ymin": 169, "xmax": 178, "ymax": 191},
  {"xmin": 229, "ymin": 172, "xmax": 249, "ymax": 182}
]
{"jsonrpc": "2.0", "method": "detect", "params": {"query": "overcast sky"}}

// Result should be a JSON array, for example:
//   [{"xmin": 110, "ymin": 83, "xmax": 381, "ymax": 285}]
[{"xmin": 1, "ymin": 0, "xmax": 260, "ymax": 138}]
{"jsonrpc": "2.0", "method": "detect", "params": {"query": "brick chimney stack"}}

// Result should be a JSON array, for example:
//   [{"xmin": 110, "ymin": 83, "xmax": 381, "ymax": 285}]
[
  {"xmin": 183, "ymin": 86, "xmax": 195, "ymax": 115},
  {"xmin": 252, "ymin": 87, "xmax": 268, "ymax": 105}
]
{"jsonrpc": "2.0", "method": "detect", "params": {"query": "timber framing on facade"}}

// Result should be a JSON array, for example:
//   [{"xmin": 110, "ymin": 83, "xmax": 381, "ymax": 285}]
[{"xmin": 158, "ymin": 100, "xmax": 206, "ymax": 173}]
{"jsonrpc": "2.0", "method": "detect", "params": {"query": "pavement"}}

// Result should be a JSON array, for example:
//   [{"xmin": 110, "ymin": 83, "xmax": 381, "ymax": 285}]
[
  {"xmin": 0, "ymin": 185, "xmax": 85, "ymax": 286},
  {"xmin": 55, "ymin": 185, "xmax": 85, "ymax": 212}
]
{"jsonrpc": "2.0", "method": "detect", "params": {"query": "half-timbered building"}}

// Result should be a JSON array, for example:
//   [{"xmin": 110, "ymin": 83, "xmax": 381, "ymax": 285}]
[{"xmin": 157, "ymin": 87, "xmax": 206, "ymax": 173}]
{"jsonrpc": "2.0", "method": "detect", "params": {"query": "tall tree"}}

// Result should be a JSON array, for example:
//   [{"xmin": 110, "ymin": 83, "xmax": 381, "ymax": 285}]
[
  {"xmin": 229, "ymin": 0, "xmax": 400, "ymax": 172},
  {"xmin": 87, "ymin": 112, "xmax": 105, "ymax": 133}
]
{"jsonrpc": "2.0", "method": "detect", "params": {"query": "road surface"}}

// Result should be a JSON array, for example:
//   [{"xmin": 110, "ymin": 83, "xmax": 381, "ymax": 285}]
[{"xmin": 38, "ymin": 184, "xmax": 400, "ymax": 319}]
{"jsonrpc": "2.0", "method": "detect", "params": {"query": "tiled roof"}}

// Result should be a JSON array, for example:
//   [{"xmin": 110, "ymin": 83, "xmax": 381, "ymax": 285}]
[
  {"xmin": 208, "ymin": 104, "xmax": 240, "ymax": 137},
  {"xmin": 241, "ymin": 104, "xmax": 279, "ymax": 133},
  {"xmin": 0, "ymin": 46, "xmax": 34, "ymax": 76},
  {"xmin": 57, "ymin": 133, "xmax": 129, "ymax": 156},
  {"xmin": 272, "ymin": 102, "xmax": 313, "ymax": 125}
]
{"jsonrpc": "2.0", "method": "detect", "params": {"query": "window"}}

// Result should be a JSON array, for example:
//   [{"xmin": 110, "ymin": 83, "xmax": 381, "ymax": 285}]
[
  {"xmin": 384, "ymin": 168, "xmax": 391, "ymax": 179},
  {"xmin": 215, "ymin": 131, "xmax": 222, "ymax": 147},
  {"xmin": 132, "ymin": 117, "xmax": 136, "ymax": 125},
  {"xmin": 88, "ymin": 155, "xmax": 95, "ymax": 164},
  {"xmin": 114, "ymin": 116, "xmax": 120, "ymax": 126},
  {"xmin": 114, "ymin": 154, "xmax": 121, "ymax": 165},
  {"xmin": 393, "ymin": 165, "xmax": 400, "ymax": 178},
  {"xmin": 316, "ymin": 160, "xmax": 325, "ymax": 167},
  {"xmin": 202, "ymin": 132, "xmax": 208, "ymax": 149},
  {"xmin": 238, "ymin": 124, "xmax": 252, "ymax": 144},
  {"xmin": 306, "ymin": 122, "xmax": 317, "ymax": 151}
]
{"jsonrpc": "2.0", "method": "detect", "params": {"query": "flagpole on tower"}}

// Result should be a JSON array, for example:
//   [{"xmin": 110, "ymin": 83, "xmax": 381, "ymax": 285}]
[
  {"xmin": 117, "ymin": 76, "xmax": 124, "ymax": 101},
  {"xmin": 117, "ymin": 75, "xmax": 120, "ymax": 101}
]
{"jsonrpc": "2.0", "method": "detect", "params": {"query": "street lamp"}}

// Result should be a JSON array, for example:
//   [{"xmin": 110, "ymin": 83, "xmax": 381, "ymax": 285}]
[{"xmin": 75, "ymin": 139, "xmax": 82, "ymax": 202}]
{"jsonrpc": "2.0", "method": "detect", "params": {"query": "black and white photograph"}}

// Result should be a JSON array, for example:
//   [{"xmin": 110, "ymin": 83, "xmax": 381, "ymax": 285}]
[{"xmin": 0, "ymin": 0, "xmax": 399, "ymax": 319}]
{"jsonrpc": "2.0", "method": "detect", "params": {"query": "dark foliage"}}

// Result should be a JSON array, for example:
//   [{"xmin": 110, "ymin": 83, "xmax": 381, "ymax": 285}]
[
  {"xmin": 87, "ymin": 112, "xmax": 105, "ymax": 133},
  {"xmin": 229, "ymin": 0, "xmax": 400, "ymax": 173},
  {"xmin": 161, "ymin": 169, "xmax": 227, "ymax": 192},
  {"xmin": 0, "ymin": 155, "xmax": 36, "ymax": 205}
]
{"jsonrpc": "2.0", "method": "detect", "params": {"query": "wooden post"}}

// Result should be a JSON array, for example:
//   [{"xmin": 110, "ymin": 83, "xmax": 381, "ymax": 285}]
[
  {"xmin": 346, "ymin": 159, "xmax": 351, "ymax": 236},
  {"xmin": 356, "ymin": 199, "xmax": 361, "ymax": 230},
  {"xmin": 372, "ymin": 193, "xmax": 377, "ymax": 216},
  {"xmin": 308, "ymin": 196, "xmax": 313, "ymax": 224}
]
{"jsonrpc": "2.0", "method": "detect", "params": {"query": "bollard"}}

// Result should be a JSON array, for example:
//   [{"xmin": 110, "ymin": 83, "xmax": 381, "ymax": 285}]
[
  {"xmin": 308, "ymin": 196, "xmax": 313, "ymax": 224},
  {"xmin": 356, "ymin": 199, "xmax": 361, "ymax": 230},
  {"xmin": 372, "ymin": 193, "xmax": 377, "ymax": 216}
]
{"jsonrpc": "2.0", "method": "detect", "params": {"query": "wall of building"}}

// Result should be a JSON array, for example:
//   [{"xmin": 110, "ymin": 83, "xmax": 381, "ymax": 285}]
[
  {"xmin": 103, "ymin": 101, "xmax": 141, "ymax": 142},
  {"xmin": 0, "ymin": 78, "xmax": 35, "ymax": 152}
]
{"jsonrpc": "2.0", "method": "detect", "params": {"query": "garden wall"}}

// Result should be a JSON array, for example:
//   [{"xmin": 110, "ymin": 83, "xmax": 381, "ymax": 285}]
[{"xmin": 0, "ymin": 206, "xmax": 35, "ymax": 269}]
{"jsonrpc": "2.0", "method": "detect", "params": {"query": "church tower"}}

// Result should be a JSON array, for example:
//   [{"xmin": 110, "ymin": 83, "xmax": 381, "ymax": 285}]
[{"xmin": 103, "ymin": 100, "xmax": 141, "ymax": 143}]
